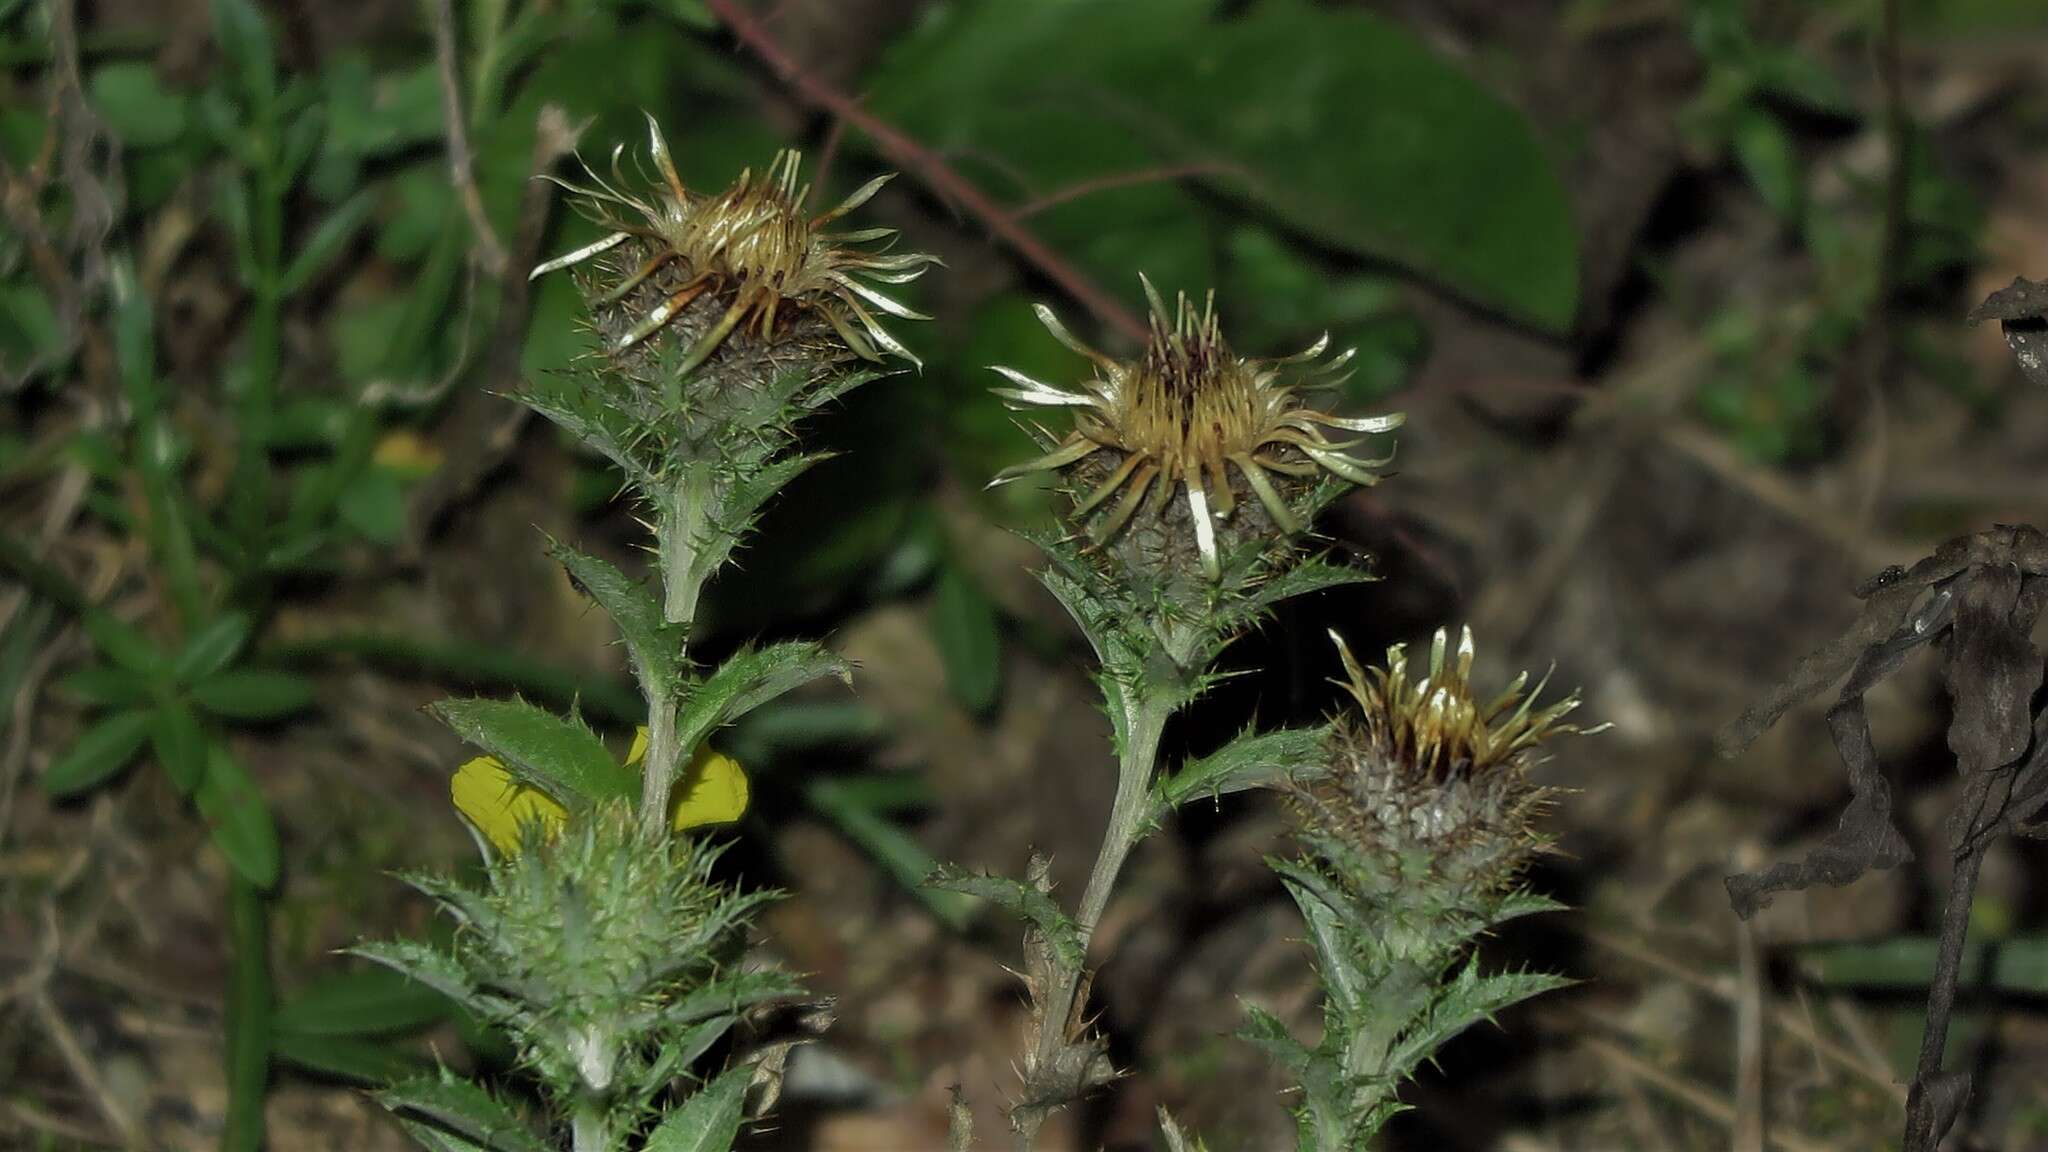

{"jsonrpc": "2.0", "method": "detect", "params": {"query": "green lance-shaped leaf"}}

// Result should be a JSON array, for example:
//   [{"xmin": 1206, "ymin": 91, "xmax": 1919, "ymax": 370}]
[
  {"xmin": 274, "ymin": 965, "xmax": 450, "ymax": 1038},
  {"xmin": 428, "ymin": 697, "xmax": 636, "ymax": 807},
  {"xmin": 172, "ymin": 612, "xmax": 254, "ymax": 683},
  {"xmin": 931, "ymin": 562, "xmax": 1002, "ymax": 714},
  {"xmin": 280, "ymin": 190, "xmax": 374, "ymax": 296},
  {"xmin": 549, "ymin": 540, "xmax": 681, "ymax": 697},
  {"xmin": 378, "ymin": 1074, "xmax": 551, "ymax": 1152},
  {"xmin": 197, "ymin": 744, "xmax": 279, "ymax": 888},
  {"xmin": 55, "ymin": 664, "xmax": 152, "ymax": 708},
  {"xmin": 349, "ymin": 940, "xmax": 505, "ymax": 1022},
  {"xmin": 928, "ymin": 864, "xmax": 1086, "ymax": 972},
  {"xmin": 89, "ymin": 62, "xmax": 190, "ymax": 148},
  {"xmin": 210, "ymin": 0, "xmax": 278, "ymax": 107},
  {"xmin": 644, "ymin": 1064, "xmax": 752, "ymax": 1152},
  {"xmin": 1383, "ymin": 961, "xmax": 1574, "ymax": 1083},
  {"xmin": 673, "ymin": 642, "xmax": 853, "ymax": 759},
  {"xmin": 273, "ymin": 1031, "xmax": 425, "ymax": 1085},
  {"xmin": 150, "ymin": 701, "xmax": 208, "ymax": 794},
  {"xmin": 189, "ymin": 667, "xmax": 317, "ymax": 719},
  {"xmin": 84, "ymin": 610, "xmax": 164, "ymax": 676},
  {"xmin": 1150, "ymin": 724, "xmax": 1324, "ymax": 823},
  {"xmin": 44, "ymin": 708, "xmax": 153, "ymax": 796}
]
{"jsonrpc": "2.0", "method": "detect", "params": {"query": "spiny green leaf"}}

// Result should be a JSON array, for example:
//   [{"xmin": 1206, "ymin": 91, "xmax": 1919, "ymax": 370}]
[
  {"xmin": 275, "ymin": 965, "xmax": 450, "ymax": 1038},
  {"xmin": 197, "ymin": 745, "xmax": 279, "ymax": 888},
  {"xmin": 644, "ymin": 1064, "xmax": 751, "ymax": 1152},
  {"xmin": 348, "ymin": 940, "xmax": 497, "ymax": 1018},
  {"xmin": 378, "ymin": 1075, "xmax": 549, "ymax": 1152},
  {"xmin": 1151, "ymin": 725, "xmax": 1322, "ymax": 821},
  {"xmin": 673, "ymin": 642, "xmax": 852, "ymax": 759},
  {"xmin": 549, "ymin": 540, "xmax": 680, "ymax": 696},
  {"xmin": 172, "ymin": 612, "xmax": 254, "ymax": 683},
  {"xmin": 190, "ymin": 667, "xmax": 317, "ymax": 719},
  {"xmin": 44, "ymin": 708, "xmax": 152, "ymax": 796},
  {"xmin": 150, "ymin": 701, "xmax": 208, "ymax": 794},
  {"xmin": 927, "ymin": 865, "xmax": 1084, "ymax": 971},
  {"xmin": 427, "ymin": 697, "xmax": 635, "ymax": 806}
]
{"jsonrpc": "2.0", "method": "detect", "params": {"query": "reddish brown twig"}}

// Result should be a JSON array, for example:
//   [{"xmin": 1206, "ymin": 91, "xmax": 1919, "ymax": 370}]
[
  {"xmin": 703, "ymin": 0, "xmax": 1149, "ymax": 345},
  {"xmin": 1008, "ymin": 163, "xmax": 1240, "ymax": 222}
]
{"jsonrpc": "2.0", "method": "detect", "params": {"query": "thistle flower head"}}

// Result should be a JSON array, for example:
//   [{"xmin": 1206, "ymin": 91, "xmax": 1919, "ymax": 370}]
[
  {"xmin": 532, "ymin": 114, "xmax": 937, "ymax": 373},
  {"xmin": 989, "ymin": 278, "xmax": 1402, "ymax": 579},
  {"xmin": 1297, "ymin": 627, "xmax": 1598, "ymax": 898}
]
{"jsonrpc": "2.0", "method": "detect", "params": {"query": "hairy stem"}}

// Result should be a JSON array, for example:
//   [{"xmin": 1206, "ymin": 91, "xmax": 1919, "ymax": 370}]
[
  {"xmin": 1016, "ymin": 690, "xmax": 1171, "ymax": 1152},
  {"xmin": 570, "ymin": 1100, "xmax": 613, "ymax": 1152}
]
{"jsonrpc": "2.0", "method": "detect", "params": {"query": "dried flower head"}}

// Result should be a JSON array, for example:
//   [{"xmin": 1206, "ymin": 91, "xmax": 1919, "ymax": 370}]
[
  {"xmin": 532, "ymin": 114, "xmax": 937, "ymax": 373},
  {"xmin": 989, "ymin": 279, "xmax": 1402, "ymax": 579},
  {"xmin": 1299, "ymin": 627, "xmax": 1597, "ymax": 894}
]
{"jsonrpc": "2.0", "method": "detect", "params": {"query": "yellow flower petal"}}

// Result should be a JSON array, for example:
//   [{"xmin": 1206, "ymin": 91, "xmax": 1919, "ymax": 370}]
[
  {"xmin": 372, "ymin": 429, "xmax": 444, "ymax": 477},
  {"xmin": 671, "ymin": 746, "xmax": 748, "ymax": 830},
  {"xmin": 626, "ymin": 725, "xmax": 649, "ymax": 766},
  {"xmin": 450, "ymin": 756, "xmax": 568, "ymax": 856}
]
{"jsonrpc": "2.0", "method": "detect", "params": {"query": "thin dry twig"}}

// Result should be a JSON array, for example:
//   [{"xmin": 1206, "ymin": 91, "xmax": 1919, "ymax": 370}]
[
  {"xmin": 1580, "ymin": 1031, "xmax": 1837, "ymax": 1152},
  {"xmin": 1733, "ymin": 916, "xmax": 1766, "ymax": 1152},
  {"xmin": 1008, "ymin": 163, "xmax": 1241, "ymax": 221},
  {"xmin": 430, "ymin": 0, "xmax": 508, "ymax": 277},
  {"xmin": 703, "ymin": 0, "xmax": 1149, "ymax": 345}
]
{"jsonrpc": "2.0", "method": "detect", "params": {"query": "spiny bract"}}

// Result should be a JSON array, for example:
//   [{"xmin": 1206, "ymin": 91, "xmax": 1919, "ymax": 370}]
[
  {"xmin": 532, "ymin": 114, "xmax": 937, "ymax": 373},
  {"xmin": 989, "ymin": 278, "xmax": 1402, "ymax": 579}
]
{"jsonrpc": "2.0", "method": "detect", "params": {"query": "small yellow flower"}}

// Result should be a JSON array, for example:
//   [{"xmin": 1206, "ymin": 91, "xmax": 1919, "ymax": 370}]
[{"xmin": 451, "ymin": 728, "xmax": 749, "ymax": 856}]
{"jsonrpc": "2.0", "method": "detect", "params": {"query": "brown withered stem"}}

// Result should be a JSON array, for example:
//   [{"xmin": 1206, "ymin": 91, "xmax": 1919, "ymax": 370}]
[{"xmin": 1719, "ymin": 524, "xmax": 2048, "ymax": 1152}]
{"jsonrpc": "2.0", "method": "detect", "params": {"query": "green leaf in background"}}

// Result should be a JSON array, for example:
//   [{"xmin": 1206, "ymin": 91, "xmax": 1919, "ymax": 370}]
[
  {"xmin": 55, "ymin": 663, "xmax": 151, "ymax": 707},
  {"xmin": 643, "ymin": 1064, "xmax": 751, "ymax": 1152},
  {"xmin": 190, "ymin": 667, "xmax": 318, "ymax": 720},
  {"xmin": 150, "ymin": 702, "xmax": 209, "ymax": 795},
  {"xmin": 336, "ymin": 464, "xmax": 407, "ymax": 546},
  {"xmin": 928, "ymin": 864, "xmax": 1086, "ymax": 971},
  {"xmin": 273, "ymin": 1030, "xmax": 424, "ymax": 1085},
  {"xmin": 84, "ymin": 609, "xmax": 164, "ymax": 675},
  {"xmin": 865, "ymin": 0, "xmax": 1580, "ymax": 331},
  {"xmin": 1730, "ymin": 104, "xmax": 1801, "ymax": 223},
  {"xmin": 280, "ymin": 190, "xmax": 375, "ymax": 296},
  {"xmin": 196, "ymin": 745, "xmax": 280, "ymax": 888},
  {"xmin": 931, "ymin": 562, "xmax": 1001, "ymax": 714},
  {"xmin": 172, "ymin": 612, "xmax": 254, "ymax": 683},
  {"xmin": 806, "ymin": 777, "xmax": 977, "ymax": 930},
  {"xmin": 89, "ymin": 63, "xmax": 189, "ymax": 148},
  {"xmin": 427, "ymin": 698, "xmax": 636, "ymax": 807},
  {"xmin": 44, "ymin": 708, "xmax": 152, "ymax": 796},
  {"xmin": 274, "ymin": 965, "xmax": 449, "ymax": 1037},
  {"xmin": 210, "ymin": 0, "xmax": 278, "ymax": 106},
  {"xmin": 1799, "ymin": 935, "xmax": 2048, "ymax": 996}
]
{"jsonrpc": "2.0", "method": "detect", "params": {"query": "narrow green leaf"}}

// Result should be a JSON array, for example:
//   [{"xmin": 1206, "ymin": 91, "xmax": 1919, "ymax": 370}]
[
  {"xmin": 84, "ymin": 610, "xmax": 164, "ymax": 675},
  {"xmin": 1151, "ymin": 725, "xmax": 1322, "ymax": 821},
  {"xmin": 673, "ymin": 642, "xmax": 852, "ymax": 759},
  {"xmin": 427, "ymin": 697, "xmax": 635, "ymax": 806},
  {"xmin": 644, "ymin": 1065, "xmax": 751, "ymax": 1152},
  {"xmin": 549, "ymin": 541, "xmax": 680, "ymax": 696},
  {"xmin": 397, "ymin": 1118, "xmax": 493, "ymax": 1152},
  {"xmin": 55, "ymin": 663, "xmax": 151, "ymax": 707},
  {"xmin": 280, "ymin": 190, "xmax": 374, "ymax": 296},
  {"xmin": 1730, "ymin": 103, "xmax": 1801, "ymax": 222},
  {"xmin": 807, "ymin": 779, "xmax": 976, "ymax": 930},
  {"xmin": 931, "ymin": 563, "xmax": 1001, "ymax": 714},
  {"xmin": 223, "ymin": 877, "xmax": 271, "ymax": 1152},
  {"xmin": 211, "ymin": 0, "xmax": 277, "ymax": 104},
  {"xmin": 274, "ymin": 1030, "xmax": 423, "ymax": 1085},
  {"xmin": 190, "ymin": 667, "xmax": 317, "ymax": 719},
  {"xmin": 348, "ymin": 940, "xmax": 493, "ymax": 1019},
  {"xmin": 151, "ymin": 701, "xmax": 208, "ymax": 794},
  {"xmin": 275, "ymin": 965, "xmax": 449, "ymax": 1038},
  {"xmin": 172, "ymin": 612, "xmax": 254, "ymax": 683},
  {"xmin": 44, "ymin": 709, "xmax": 152, "ymax": 796},
  {"xmin": 378, "ymin": 1075, "xmax": 550, "ymax": 1152},
  {"xmin": 1798, "ymin": 935, "xmax": 2048, "ymax": 995},
  {"xmin": 89, "ymin": 63, "xmax": 189, "ymax": 148},
  {"xmin": 197, "ymin": 745, "xmax": 280, "ymax": 888}
]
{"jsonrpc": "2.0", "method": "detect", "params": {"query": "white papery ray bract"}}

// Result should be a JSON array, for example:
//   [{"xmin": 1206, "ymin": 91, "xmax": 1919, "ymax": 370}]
[
  {"xmin": 531, "ymin": 114, "xmax": 938, "ymax": 374},
  {"xmin": 989, "ymin": 277, "xmax": 1404, "ymax": 578}
]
